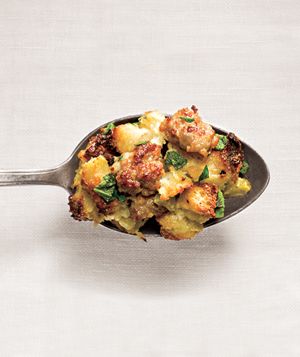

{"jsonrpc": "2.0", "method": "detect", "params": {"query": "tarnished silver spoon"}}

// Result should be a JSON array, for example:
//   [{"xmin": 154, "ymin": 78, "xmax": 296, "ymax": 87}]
[{"xmin": 0, "ymin": 114, "xmax": 270, "ymax": 233}]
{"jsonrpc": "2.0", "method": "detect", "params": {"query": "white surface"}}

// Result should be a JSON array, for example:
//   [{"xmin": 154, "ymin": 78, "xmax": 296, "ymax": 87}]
[{"xmin": 0, "ymin": 0, "xmax": 299, "ymax": 356}]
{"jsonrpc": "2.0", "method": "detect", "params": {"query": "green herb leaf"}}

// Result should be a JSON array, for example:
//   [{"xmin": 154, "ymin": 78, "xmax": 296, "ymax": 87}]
[
  {"xmin": 94, "ymin": 185, "xmax": 116, "ymax": 202},
  {"xmin": 103, "ymin": 123, "xmax": 115, "ymax": 134},
  {"xmin": 199, "ymin": 165, "xmax": 209, "ymax": 181},
  {"xmin": 165, "ymin": 151, "xmax": 188, "ymax": 170},
  {"xmin": 179, "ymin": 116, "xmax": 194, "ymax": 123},
  {"xmin": 119, "ymin": 155, "xmax": 123, "ymax": 161},
  {"xmin": 98, "ymin": 173, "xmax": 116, "ymax": 188},
  {"xmin": 215, "ymin": 190, "xmax": 225, "ymax": 218},
  {"xmin": 240, "ymin": 160, "xmax": 249, "ymax": 175},
  {"xmin": 117, "ymin": 194, "xmax": 126, "ymax": 203},
  {"xmin": 94, "ymin": 173, "xmax": 125, "ymax": 203},
  {"xmin": 135, "ymin": 141, "xmax": 148, "ymax": 146},
  {"xmin": 214, "ymin": 134, "xmax": 228, "ymax": 151},
  {"xmin": 216, "ymin": 190, "xmax": 225, "ymax": 208},
  {"xmin": 215, "ymin": 207, "xmax": 225, "ymax": 218}
]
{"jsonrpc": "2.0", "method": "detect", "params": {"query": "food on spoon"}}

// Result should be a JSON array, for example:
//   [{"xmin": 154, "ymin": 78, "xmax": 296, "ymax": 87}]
[
  {"xmin": 160, "ymin": 106, "xmax": 218, "ymax": 157},
  {"xmin": 68, "ymin": 106, "xmax": 251, "ymax": 240}
]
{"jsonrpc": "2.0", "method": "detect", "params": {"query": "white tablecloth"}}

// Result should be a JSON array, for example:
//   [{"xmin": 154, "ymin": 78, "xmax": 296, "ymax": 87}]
[{"xmin": 0, "ymin": 0, "xmax": 299, "ymax": 356}]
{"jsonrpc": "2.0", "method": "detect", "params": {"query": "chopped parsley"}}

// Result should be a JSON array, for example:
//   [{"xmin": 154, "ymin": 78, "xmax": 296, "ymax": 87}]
[
  {"xmin": 135, "ymin": 140, "xmax": 149, "ymax": 146},
  {"xmin": 215, "ymin": 190, "xmax": 225, "ymax": 218},
  {"xmin": 215, "ymin": 207, "xmax": 225, "ymax": 219},
  {"xmin": 94, "ymin": 185, "xmax": 115, "ymax": 202},
  {"xmin": 103, "ymin": 123, "xmax": 115, "ymax": 134},
  {"xmin": 94, "ymin": 173, "xmax": 126, "ymax": 203},
  {"xmin": 165, "ymin": 151, "xmax": 187, "ymax": 170},
  {"xmin": 98, "ymin": 173, "xmax": 116, "ymax": 187},
  {"xmin": 214, "ymin": 134, "xmax": 228, "ymax": 151},
  {"xmin": 179, "ymin": 116, "xmax": 194, "ymax": 123},
  {"xmin": 240, "ymin": 160, "xmax": 249, "ymax": 175},
  {"xmin": 199, "ymin": 165, "xmax": 209, "ymax": 181},
  {"xmin": 116, "ymin": 193, "xmax": 126, "ymax": 203}
]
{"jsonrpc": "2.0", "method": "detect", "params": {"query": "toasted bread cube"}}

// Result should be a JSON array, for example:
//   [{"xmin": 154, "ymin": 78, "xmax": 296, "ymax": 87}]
[
  {"xmin": 204, "ymin": 150, "xmax": 232, "ymax": 188},
  {"xmin": 81, "ymin": 155, "xmax": 111, "ymax": 189},
  {"xmin": 177, "ymin": 183, "xmax": 218, "ymax": 217},
  {"xmin": 139, "ymin": 110, "xmax": 165, "ymax": 140},
  {"xmin": 112, "ymin": 123, "xmax": 152, "ymax": 153},
  {"xmin": 158, "ymin": 168, "xmax": 193, "ymax": 200},
  {"xmin": 224, "ymin": 177, "xmax": 251, "ymax": 197},
  {"xmin": 157, "ymin": 211, "xmax": 203, "ymax": 240}
]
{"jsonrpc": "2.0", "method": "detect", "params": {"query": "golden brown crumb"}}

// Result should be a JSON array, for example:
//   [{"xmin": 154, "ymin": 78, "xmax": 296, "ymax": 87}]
[
  {"xmin": 177, "ymin": 183, "xmax": 218, "ymax": 217},
  {"xmin": 160, "ymin": 227, "xmax": 182, "ymax": 241},
  {"xmin": 68, "ymin": 195, "xmax": 87, "ymax": 221}
]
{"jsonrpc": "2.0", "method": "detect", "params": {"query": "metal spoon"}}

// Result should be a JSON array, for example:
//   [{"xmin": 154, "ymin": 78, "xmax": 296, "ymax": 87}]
[{"xmin": 0, "ymin": 114, "xmax": 270, "ymax": 234}]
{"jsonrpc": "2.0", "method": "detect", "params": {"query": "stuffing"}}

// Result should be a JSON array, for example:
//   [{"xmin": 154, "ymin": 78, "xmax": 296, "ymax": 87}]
[
  {"xmin": 116, "ymin": 142, "xmax": 164, "ymax": 195},
  {"xmin": 204, "ymin": 150, "xmax": 233, "ymax": 189},
  {"xmin": 69, "ymin": 106, "xmax": 251, "ymax": 240},
  {"xmin": 156, "ymin": 211, "xmax": 203, "ymax": 240},
  {"xmin": 166, "ymin": 143, "xmax": 208, "ymax": 181},
  {"xmin": 112, "ymin": 123, "xmax": 152, "ymax": 153},
  {"xmin": 68, "ymin": 185, "xmax": 104, "ymax": 223},
  {"xmin": 129, "ymin": 195, "xmax": 157, "ymax": 221},
  {"xmin": 81, "ymin": 155, "xmax": 111, "ymax": 190},
  {"xmin": 139, "ymin": 110, "xmax": 165, "ymax": 144},
  {"xmin": 177, "ymin": 183, "xmax": 218, "ymax": 218},
  {"xmin": 158, "ymin": 168, "xmax": 193, "ymax": 200},
  {"xmin": 223, "ymin": 177, "xmax": 251, "ymax": 197},
  {"xmin": 159, "ymin": 106, "xmax": 218, "ymax": 157},
  {"xmin": 82, "ymin": 127, "xmax": 116, "ymax": 165},
  {"xmin": 202, "ymin": 133, "xmax": 245, "ymax": 188}
]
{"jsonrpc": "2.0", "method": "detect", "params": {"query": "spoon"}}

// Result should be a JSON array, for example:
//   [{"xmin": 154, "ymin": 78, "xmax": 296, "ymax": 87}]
[{"xmin": 0, "ymin": 114, "xmax": 270, "ymax": 234}]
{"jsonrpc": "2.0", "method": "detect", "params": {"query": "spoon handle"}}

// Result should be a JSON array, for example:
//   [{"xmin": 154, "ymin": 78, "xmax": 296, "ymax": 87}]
[{"xmin": 0, "ymin": 163, "xmax": 70, "ymax": 191}]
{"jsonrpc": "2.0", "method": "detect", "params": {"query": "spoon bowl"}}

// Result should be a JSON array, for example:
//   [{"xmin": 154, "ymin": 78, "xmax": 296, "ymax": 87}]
[{"xmin": 0, "ymin": 114, "xmax": 270, "ymax": 235}]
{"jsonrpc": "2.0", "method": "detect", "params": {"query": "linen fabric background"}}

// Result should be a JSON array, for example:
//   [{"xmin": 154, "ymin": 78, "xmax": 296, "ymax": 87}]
[{"xmin": 0, "ymin": 0, "xmax": 299, "ymax": 356}]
